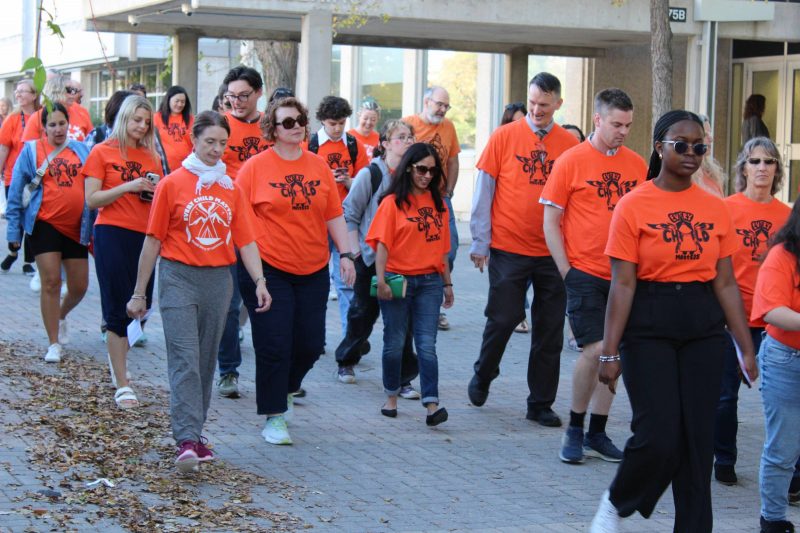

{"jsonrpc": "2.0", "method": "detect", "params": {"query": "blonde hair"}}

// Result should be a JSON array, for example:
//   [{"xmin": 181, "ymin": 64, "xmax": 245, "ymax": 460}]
[
  {"xmin": 12, "ymin": 79, "xmax": 41, "ymax": 113},
  {"xmin": 108, "ymin": 95, "xmax": 160, "ymax": 162},
  {"xmin": 42, "ymin": 76, "xmax": 68, "ymax": 103},
  {"xmin": 691, "ymin": 114, "xmax": 726, "ymax": 196}
]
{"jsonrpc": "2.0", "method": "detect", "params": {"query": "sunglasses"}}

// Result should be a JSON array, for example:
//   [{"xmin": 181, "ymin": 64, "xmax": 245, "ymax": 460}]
[
  {"xmin": 65, "ymin": 87, "xmax": 81, "ymax": 95},
  {"xmin": 747, "ymin": 157, "xmax": 778, "ymax": 166},
  {"xmin": 411, "ymin": 164, "xmax": 440, "ymax": 177},
  {"xmin": 661, "ymin": 140, "xmax": 708, "ymax": 156},
  {"xmin": 277, "ymin": 115, "xmax": 308, "ymax": 129}
]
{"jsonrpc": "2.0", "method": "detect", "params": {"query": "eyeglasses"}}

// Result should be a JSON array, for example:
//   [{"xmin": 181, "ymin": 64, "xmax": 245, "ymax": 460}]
[
  {"xmin": 411, "ymin": 164, "xmax": 440, "ymax": 177},
  {"xmin": 661, "ymin": 140, "xmax": 708, "ymax": 156},
  {"xmin": 65, "ymin": 87, "xmax": 81, "ymax": 95},
  {"xmin": 224, "ymin": 91, "xmax": 254, "ymax": 103},
  {"xmin": 747, "ymin": 157, "xmax": 779, "ymax": 166},
  {"xmin": 14, "ymin": 89, "xmax": 33, "ymax": 95},
  {"xmin": 430, "ymin": 99, "xmax": 451, "ymax": 111},
  {"xmin": 277, "ymin": 115, "xmax": 308, "ymax": 129},
  {"xmin": 390, "ymin": 135, "xmax": 414, "ymax": 143}
]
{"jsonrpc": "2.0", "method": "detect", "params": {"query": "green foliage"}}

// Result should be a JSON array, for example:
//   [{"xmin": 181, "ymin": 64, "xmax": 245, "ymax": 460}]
[
  {"xmin": 21, "ymin": 2, "xmax": 66, "ymax": 113},
  {"xmin": 429, "ymin": 52, "xmax": 478, "ymax": 148}
]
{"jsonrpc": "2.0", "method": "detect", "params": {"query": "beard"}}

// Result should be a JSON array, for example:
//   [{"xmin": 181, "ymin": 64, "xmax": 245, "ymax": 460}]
[{"xmin": 426, "ymin": 112, "xmax": 444, "ymax": 125}]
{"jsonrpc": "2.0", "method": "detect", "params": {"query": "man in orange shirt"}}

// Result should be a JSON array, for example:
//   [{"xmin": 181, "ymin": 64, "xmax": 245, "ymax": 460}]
[
  {"xmin": 468, "ymin": 73, "xmax": 579, "ymax": 426},
  {"xmin": 403, "ymin": 86, "xmax": 460, "ymax": 331},
  {"xmin": 541, "ymin": 88, "xmax": 647, "ymax": 464}
]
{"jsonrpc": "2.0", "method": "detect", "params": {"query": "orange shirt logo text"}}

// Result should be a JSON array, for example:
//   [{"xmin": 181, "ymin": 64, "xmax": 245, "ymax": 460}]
[
  {"xmin": 515, "ymin": 150, "xmax": 553, "ymax": 185},
  {"xmin": 183, "ymin": 195, "xmax": 233, "ymax": 252},
  {"xmin": 326, "ymin": 152, "xmax": 351, "ymax": 173},
  {"xmin": 406, "ymin": 206, "xmax": 444, "ymax": 243},
  {"xmin": 48, "ymin": 157, "xmax": 81, "ymax": 187},
  {"xmin": 586, "ymin": 172, "xmax": 637, "ymax": 211},
  {"xmin": 111, "ymin": 161, "xmax": 146, "ymax": 182},
  {"xmin": 736, "ymin": 220, "xmax": 773, "ymax": 262},
  {"xmin": 230, "ymin": 136, "xmax": 266, "ymax": 162},
  {"xmin": 648, "ymin": 211, "xmax": 714, "ymax": 261},
  {"xmin": 167, "ymin": 123, "xmax": 188, "ymax": 143},
  {"xmin": 270, "ymin": 174, "xmax": 320, "ymax": 210}
]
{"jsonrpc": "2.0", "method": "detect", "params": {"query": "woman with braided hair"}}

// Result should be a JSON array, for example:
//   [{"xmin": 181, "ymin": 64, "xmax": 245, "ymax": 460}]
[{"xmin": 589, "ymin": 110, "xmax": 757, "ymax": 533}]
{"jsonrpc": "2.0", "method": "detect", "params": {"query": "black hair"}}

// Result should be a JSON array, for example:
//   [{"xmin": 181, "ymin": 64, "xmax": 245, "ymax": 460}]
[
  {"xmin": 529, "ymin": 73, "xmax": 561, "ymax": 97},
  {"xmin": 771, "ymin": 200, "xmax": 800, "ymax": 285},
  {"xmin": 646, "ymin": 109, "xmax": 704, "ymax": 180},
  {"xmin": 159, "ymin": 85, "xmax": 192, "ymax": 127},
  {"xmin": 316, "ymin": 95, "xmax": 352, "ymax": 121},
  {"xmin": 594, "ymin": 88, "xmax": 634, "ymax": 114},
  {"xmin": 381, "ymin": 142, "xmax": 445, "ymax": 213},
  {"xmin": 744, "ymin": 94, "xmax": 766, "ymax": 120},
  {"xmin": 192, "ymin": 110, "xmax": 230, "ymax": 138},
  {"xmin": 270, "ymin": 87, "xmax": 295, "ymax": 103},
  {"xmin": 104, "ymin": 90, "xmax": 135, "ymax": 128},
  {"xmin": 562, "ymin": 124, "xmax": 586, "ymax": 142},
  {"xmin": 501, "ymin": 102, "xmax": 526, "ymax": 126},
  {"xmin": 129, "ymin": 83, "xmax": 147, "ymax": 97},
  {"xmin": 223, "ymin": 65, "xmax": 263, "ymax": 92},
  {"xmin": 41, "ymin": 102, "xmax": 69, "ymax": 126}
]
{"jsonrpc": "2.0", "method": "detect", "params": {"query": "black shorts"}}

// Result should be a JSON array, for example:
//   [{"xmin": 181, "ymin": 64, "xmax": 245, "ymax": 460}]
[
  {"xmin": 564, "ymin": 267, "xmax": 610, "ymax": 347},
  {"xmin": 28, "ymin": 220, "xmax": 88, "ymax": 260}
]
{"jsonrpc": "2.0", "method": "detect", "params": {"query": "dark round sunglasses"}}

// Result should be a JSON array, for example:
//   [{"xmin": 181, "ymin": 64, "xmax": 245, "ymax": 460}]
[{"xmin": 278, "ymin": 115, "xmax": 308, "ymax": 129}]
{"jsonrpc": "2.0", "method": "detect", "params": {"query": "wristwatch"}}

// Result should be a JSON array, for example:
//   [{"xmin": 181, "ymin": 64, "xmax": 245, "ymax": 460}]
[{"xmin": 339, "ymin": 252, "xmax": 356, "ymax": 262}]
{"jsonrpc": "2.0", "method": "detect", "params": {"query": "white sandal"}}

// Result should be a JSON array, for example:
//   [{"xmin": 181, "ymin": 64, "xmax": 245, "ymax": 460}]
[
  {"xmin": 107, "ymin": 353, "xmax": 131, "ymax": 388},
  {"xmin": 114, "ymin": 386, "xmax": 139, "ymax": 409}
]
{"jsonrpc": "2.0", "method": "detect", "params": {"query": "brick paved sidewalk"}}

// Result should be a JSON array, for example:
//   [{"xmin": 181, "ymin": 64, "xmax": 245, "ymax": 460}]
[{"xmin": 0, "ymin": 219, "xmax": 797, "ymax": 532}]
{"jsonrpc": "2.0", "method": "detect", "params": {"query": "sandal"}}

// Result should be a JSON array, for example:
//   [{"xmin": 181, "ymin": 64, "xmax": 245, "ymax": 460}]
[
  {"xmin": 514, "ymin": 319, "xmax": 529, "ymax": 333},
  {"xmin": 114, "ymin": 386, "xmax": 139, "ymax": 409},
  {"xmin": 107, "ymin": 353, "xmax": 131, "ymax": 388}
]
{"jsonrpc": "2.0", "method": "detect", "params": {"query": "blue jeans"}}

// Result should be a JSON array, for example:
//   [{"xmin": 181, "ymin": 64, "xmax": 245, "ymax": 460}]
[
  {"xmin": 329, "ymin": 238, "xmax": 354, "ymax": 336},
  {"xmin": 217, "ymin": 263, "xmax": 242, "ymax": 378},
  {"xmin": 379, "ymin": 272, "xmax": 443, "ymax": 405},
  {"xmin": 444, "ymin": 196, "xmax": 458, "ymax": 272},
  {"xmin": 759, "ymin": 333, "xmax": 800, "ymax": 521}
]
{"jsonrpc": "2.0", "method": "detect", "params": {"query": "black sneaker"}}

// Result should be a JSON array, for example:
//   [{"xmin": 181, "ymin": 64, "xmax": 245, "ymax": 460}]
[
  {"xmin": 714, "ymin": 463, "xmax": 738, "ymax": 485},
  {"xmin": 467, "ymin": 374, "xmax": 490, "ymax": 406},
  {"xmin": 789, "ymin": 476, "xmax": 800, "ymax": 503},
  {"xmin": 22, "ymin": 263, "xmax": 35, "ymax": 276},
  {"xmin": 526, "ymin": 407, "xmax": 563, "ymax": 427},
  {"xmin": 761, "ymin": 516, "xmax": 795, "ymax": 533},
  {"xmin": 0, "ymin": 254, "xmax": 17, "ymax": 272}
]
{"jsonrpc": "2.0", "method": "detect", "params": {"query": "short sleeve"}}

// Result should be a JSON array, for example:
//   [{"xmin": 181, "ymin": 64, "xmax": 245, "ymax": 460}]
[
  {"xmin": 540, "ymin": 156, "xmax": 571, "ymax": 208},
  {"xmin": 81, "ymin": 147, "xmax": 106, "ymax": 181},
  {"xmin": 231, "ymin": 186, "xmax": 260, "ymax": 248},
  {"xmin": 476, "ymin": 129, "xmax": 502, "ymax": 177},
  {"xmin": 752, "ymin": 248, "xmax": 796, "ymax": 322},
  {"xmin": 145, "ymin": 179, "xmax": 172, "ymax": 241},
  {"xmin": 605, "ymin": 202, "xmax": 639, "ymax": 264},
  {"xmin": 365, "ymin": 198, "xmax": 397, "ymax": 252},
  {"xmin": 0, "ymin": 115, "xmax": 15, "ymax": 147}
]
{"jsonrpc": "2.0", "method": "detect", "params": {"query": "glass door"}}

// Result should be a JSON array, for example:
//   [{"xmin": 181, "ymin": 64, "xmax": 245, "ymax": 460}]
[{"xmin": 786, "ymin": 61, "xmax": 800, "ymax": 202}]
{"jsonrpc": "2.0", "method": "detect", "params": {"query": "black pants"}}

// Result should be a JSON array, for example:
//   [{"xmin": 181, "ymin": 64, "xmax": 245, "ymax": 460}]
[
  {"xmin": 334, "ymin": 256, "xmax": 418, "ymax": 384},
  {"xmin": 5, "ymin": 185, "xmax": 33, "ymax": 264},
  {"xmin": 609, "ymin": 281, "xmax": 726, "ymax": 533},
  {"xmin": 473, "ymin": 248, "xmax": 565, "ymax": 411}
]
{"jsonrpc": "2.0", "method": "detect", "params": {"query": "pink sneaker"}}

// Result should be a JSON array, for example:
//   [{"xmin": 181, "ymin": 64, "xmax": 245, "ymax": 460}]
[
  {"xmin": 195, "ymin": 438, "xmax": 215, "ymax": 462},
  {"xmin": 175, "ymin": 441, "xmax": 199, "ymax": 473}
]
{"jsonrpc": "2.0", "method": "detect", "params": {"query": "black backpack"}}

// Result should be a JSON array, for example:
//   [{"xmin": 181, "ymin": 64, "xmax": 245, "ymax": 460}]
[{"xmin": 308, "ymin": 132, "xmax": 359, "ymax": 169}]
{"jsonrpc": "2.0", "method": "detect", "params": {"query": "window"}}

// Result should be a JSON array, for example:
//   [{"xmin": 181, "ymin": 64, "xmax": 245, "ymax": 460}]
[
  {"xmin": 357, "ymin": 47, "xmax": 404, "ymax": 125},
  {"xmin": 88, "ymin": 63, "xmax": 167, "ymax": 125}
]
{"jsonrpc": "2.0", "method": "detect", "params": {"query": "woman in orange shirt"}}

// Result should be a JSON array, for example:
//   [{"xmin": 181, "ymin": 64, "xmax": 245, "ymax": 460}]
[
  {"xmin": 127, "ymin": 111, "xmax": 270, "ymax": 473},
  {"xmin": 348, "ymin": 98, "xmax": 380, "ymax": 159},
  {"xmin": 366, "ymin": 142, "xmax": 454, "ymax": 426},
  {"xmin": 83, "ymin": 95, "xmax": 163, "ymax": 409},
  {"xmin": 590, "ymin": 110, "xmax": 757, "ymax": 533},
  {"xmin": 154, "ymin": 86, "xmax": 194, "ymax": 173},
  {"xmin": 236, "ymin": 96, "xmax": 355, "ymax": 446},
  {"xmin": 5, "ymin": 103, "xmax": 91, "ymax": 363},
  {"xmin": 22, "ymin": 76, "xmax": 93, "ymax": 143}
]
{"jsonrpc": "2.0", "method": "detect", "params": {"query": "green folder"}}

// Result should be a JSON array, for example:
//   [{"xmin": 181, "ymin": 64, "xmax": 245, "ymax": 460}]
[{"xmin": 370, "ymin": 274, "xmax": 407, "ymax": 298}]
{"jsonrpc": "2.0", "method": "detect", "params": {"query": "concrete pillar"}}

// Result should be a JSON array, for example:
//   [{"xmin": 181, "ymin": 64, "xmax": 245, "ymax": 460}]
[
  {"xmin": 504, "ymin": 48, "xmax": 528, "ymax": 106},
  {"xmin": 339, "ymin": 44, "xmax": 358, "ymax": 120},
  {"xmin": 172, "ymin": 31, "xmax": 199, "ymax": 107},
  {"xmin": 297, "ymin": 9, "xmax": 333, "ymax": 131},
  {"xmin": 402, "ymin": 49, "xmax": 425, "ymax": 117}
]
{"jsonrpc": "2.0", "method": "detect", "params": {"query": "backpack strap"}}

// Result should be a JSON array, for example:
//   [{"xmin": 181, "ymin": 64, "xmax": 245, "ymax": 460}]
[
  {"xmin": 308, "ymin": 133, "xmax": 319, "ymax": 154},
  {"xmin": 345, "ymin": 133, "xmax": 359, "ymax": 169},
  {"xmin": 368, "ymin": 162, "xmax": 382, "ymax": 199}
]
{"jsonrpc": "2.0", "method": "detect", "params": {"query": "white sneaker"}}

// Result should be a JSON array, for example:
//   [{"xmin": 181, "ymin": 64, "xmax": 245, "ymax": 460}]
[
  {"xmin": 44, "ymin": 343, "xmax": 62, "ymax": 363},
  {"xmin": 590, "ymin": 490, "xmax": 621, "ymax": 533},
  {"xmin": 58, "ymin": 320, "xmax": 70, "ymax": 345},
  {"xmin": 29, "ymin": 272, "xmax": 41, "ymax": 293},
  {"xmin": 284, "ymin": 394, "xmax": 294, "ymax": 424},
  {"xmin": 262, "ymin": 415, "xmax": 292, "ymax": 445},
  {"xmin": 328, "ymin": 290, "xmax": 338, "ymax": 301},
  {"xmin": 60, "ymin": 282, "xmax": 67, "ymax": 299}
]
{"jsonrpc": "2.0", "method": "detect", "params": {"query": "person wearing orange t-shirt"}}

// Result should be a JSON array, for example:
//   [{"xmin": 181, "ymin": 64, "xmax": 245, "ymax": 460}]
[
  {"xmin": 541, "ymin": 88, "xmax": 647, "ymax": 465},
  {"xmin": 126, "ymin": 111, "xmax": 269, "ymax": 474},
  {"xmin": 5, "ymin": 103, "xmax": 91, "ymax": 364},
  {"xmin": 467, "ymin": 73, "xmax": 579, "ymax": 426},
  {"xmin": 83, "ymin": 95, "xmax": 163, "ymax": 410},
  {"xmin": 403, "ymin": 86, "xmax": 461, "ymax": 330},
  {"xmin": 21, "ymin": 77, "xmax": 94, "ymax": 143},
  {"xmin": 235, "ymin": 97, "xmax": 355, "ymax": 446},
  {"xmin": 348, "ymin": 98, "xmax": 381, "ymax": 159},
  {"xmin": 215, "ymin": 66, "xmax": 270, "ymax": 400},
  {"xmin": 366, "ymin": 142, "xmax": 453, "ymax": 426},
  {"xmin": 589, "ymin": 111, "xmax": 757, "ymax": 533},
  {"xmin": 307, "ymin": 95, "xmax": 369, "ymax": 337},
  {"xmin": 0, "ymin": 79, "xmax": 40, "ymax": 275},
  {"xmin": 750, "ymin": 201, "xmax": 800, "ymax": 532},
  {"xmin": 154, "ymin": 86, "xmax": 194, "ymax": 173}
]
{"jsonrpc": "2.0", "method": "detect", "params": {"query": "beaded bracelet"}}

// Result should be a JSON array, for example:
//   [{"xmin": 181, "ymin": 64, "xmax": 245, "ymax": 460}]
[
  {"xmin": 254, "ymin": 277, "xmax": 267, "ymax": 285},
  {"xmin": 598, "ymin": 354, "xmax": 621, "ymax": 363}
]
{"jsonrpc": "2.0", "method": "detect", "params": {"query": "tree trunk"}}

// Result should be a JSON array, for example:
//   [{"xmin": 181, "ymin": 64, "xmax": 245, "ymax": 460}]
[
  {"xmin": 650, "ymin": 0, "xmax": 673, "ymax": 130},
  {"xmin": 252, "ymin": 41, "xmax": 299, "ymax": 94}
]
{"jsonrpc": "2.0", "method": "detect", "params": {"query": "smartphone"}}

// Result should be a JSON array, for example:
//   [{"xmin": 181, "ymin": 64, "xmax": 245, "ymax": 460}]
[{"xmin": 139, "ymin": 172, "xmax": 160, "ymax": 202}]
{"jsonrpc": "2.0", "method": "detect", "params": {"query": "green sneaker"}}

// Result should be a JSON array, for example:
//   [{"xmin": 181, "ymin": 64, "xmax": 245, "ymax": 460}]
[
  {"xmin": 262, "ymin": 415, "xmax": 292, "ymax": 445},
  {"xmin": 218, "ymin": 374, "xmax": 240, "ymax": 398},
  {"xmin": 285, "ymin": 394, "xmax": 294, "ymax": 424}
]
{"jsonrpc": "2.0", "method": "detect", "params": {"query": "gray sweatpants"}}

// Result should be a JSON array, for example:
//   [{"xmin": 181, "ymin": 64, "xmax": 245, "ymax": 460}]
[{"xmin": 158, "ymin": 258, "xmax": 233, "ymax": 444}]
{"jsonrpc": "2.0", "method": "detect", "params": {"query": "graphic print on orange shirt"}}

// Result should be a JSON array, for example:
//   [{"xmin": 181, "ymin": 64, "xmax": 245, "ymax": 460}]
[
  {"xmin": 736, "ymin": 220, "xmax": 774, "ymax": 262},
  {"xmin": 647, "ymin": 211, "xmax": 715, "ymax": 261},
  {"xmin": 269, "ymin": 174, "xmax": 320, "ymax": 211},
  {"xmin": 587, "ymin": 172, "xmax": 638, "ymax": 211},
  {"xmin": 326, "ymin": 152, "xmax": 352, "ymax": 175},
  {"xmin": 407, "ymin": 206, "xmax": 444, "ymax": 243},
  {"xmin": 515, "ymin": 145, "xmax": 553, "ymax": 186},
  {"xmin": 111, "ymin": 161, "xmax": 149, "ymax": 183},
  {"xmin": 48, "ymin": 156, "xmax": 82, "ymax": 187},
  {"xmin": 229, "ymin": 136, "xmax": 265, "ymax": 162},
  {"xmin": 184, "ymin": 195, "xmax": 233, "ymax": 251}
]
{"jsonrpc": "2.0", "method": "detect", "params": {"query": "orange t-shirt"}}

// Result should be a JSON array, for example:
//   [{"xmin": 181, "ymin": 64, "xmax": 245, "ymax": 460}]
[
  {"xmin": 146, "ymin": 167, "xmax": 259, "ymax": 267},
  {"xmin": 401, "ymin": 115, "xmax": 461, "ymax": 178},
  {"xmin": 0, "ymin": 113, "xmax": 28, "ymax": 186},
  {"xmin": 312, "ymin": 135, "xmax": 369, "ymax": 202},
  {"xmin": 34, "ymin": 140, "xmax": 85, "ymax": 243},
  {"xmin": 366, "ymin": 192, "xmax": 451, "ymax": 275},
  {"xmin": 541, "ymin": 141, "xmax": 647, "ymax": 279},
  {"xmin": 81, "ymin": 141, "xmax": 163, "ymax": 234},
  {"xmin": 605, "ymin": 180, "xmax": 738, "ymax": 282},
  {"xmin": 752, "ymin": 245, "xmax": 800, "ymax": 349},
  {"xmin": 22, "ymin": 105, "xmax": 93, "ymax": 143},
  {"xmin": 477, "ymin": 120, "xmax": 579, "ymax": 257},
  {"xmin": 725, "ymin": 193, "xmax": 791, "ymax": 326},
  {"xmin": 235, "ymin": 149, "xmax": 342, "ymax": 275},
  {"xmin": 348, "ymin": 129, "xmax": 379, "ymax": 159},
  {"xmin": 154, "ymin": 113, "xmax": 193, "ymax": 173},
  {"xmin": 222, "ymin": 112, "xmax": 268, "ymax": 179}
]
